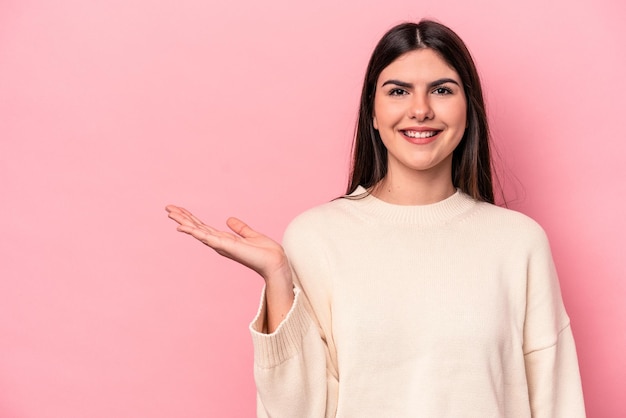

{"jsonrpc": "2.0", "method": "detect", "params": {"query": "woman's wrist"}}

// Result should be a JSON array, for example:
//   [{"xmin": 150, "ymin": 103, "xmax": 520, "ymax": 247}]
[{"xmin": 264, "ymin": 268, "xmax": 295, "ymax": 333}]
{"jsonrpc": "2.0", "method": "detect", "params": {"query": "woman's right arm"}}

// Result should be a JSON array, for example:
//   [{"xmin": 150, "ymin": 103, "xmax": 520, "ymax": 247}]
[
  {"xmin": 165, "ymin": 205, "xmax": 293, "ymax": 333},
  {"xmin": 166, "ymin": 205, "xmax": 337, "ymax": 416}
]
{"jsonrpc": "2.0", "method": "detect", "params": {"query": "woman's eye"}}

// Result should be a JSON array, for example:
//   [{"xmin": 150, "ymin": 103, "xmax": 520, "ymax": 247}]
[
  {"xmin": 433, "ymin": 86, "xmax": 453, "ymax": 95},
  {"xmin": 389, "ymin": 88, "xmax": 408, "ymax": 96}
]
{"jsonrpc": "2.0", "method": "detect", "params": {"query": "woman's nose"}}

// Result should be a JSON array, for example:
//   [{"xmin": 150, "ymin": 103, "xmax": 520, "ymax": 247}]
[{"xmin": 409, "ymin": 95, "xmax": 434, "ymax": 121}]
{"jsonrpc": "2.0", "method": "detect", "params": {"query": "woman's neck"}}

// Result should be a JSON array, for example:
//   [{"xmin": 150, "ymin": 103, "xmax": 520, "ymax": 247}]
[{"xmin": 370, "ymin": 168, "xmax": 456, "ymax": 206}]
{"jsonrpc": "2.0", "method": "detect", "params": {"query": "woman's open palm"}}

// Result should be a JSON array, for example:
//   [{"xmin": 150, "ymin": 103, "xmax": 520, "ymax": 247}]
[{"xmin": 165, "ymin": 205, "xmax": 290, "ymax": 282}]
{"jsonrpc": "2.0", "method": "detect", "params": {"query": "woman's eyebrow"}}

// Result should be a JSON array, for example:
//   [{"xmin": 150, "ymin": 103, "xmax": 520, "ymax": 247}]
[
  {"xmin": 428, "ymin": 78, "xmax": 460, "ymax": 88},
  {"xmin": 381, "ymin": 78, "xmax": 460, "ymax": 89},
  {"xmin": 381, "ymin": 79, "xmax": 413, "ymax": 88}
]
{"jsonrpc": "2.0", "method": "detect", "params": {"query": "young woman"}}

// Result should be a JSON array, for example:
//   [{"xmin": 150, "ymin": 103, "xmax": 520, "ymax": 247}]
[{"xmin": 166, "ymin": 20, "xmax": 585, "ymax": 417}]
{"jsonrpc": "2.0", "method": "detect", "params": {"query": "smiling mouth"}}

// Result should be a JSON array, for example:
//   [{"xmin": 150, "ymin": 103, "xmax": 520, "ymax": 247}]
[{"xmin": 402, "ymin": 130, "xmax": 441, "ymax": 139}]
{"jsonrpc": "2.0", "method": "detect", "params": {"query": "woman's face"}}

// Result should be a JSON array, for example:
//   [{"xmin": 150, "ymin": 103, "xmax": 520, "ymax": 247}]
[{"xmin": 373, "ymin": 48, "xmax": 467, "ymax": 180}]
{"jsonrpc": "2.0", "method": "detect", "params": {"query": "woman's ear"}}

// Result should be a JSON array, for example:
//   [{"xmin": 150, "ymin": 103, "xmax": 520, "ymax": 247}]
[{"xmin": 373, "ymin": 115, "xmax": 378, "ymax": 130}]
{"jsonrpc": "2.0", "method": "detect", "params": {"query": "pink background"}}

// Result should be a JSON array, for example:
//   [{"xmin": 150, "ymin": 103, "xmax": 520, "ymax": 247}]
[{"xmin": 1, "ymin": 0, "xmax": 624, "ymax": 416}]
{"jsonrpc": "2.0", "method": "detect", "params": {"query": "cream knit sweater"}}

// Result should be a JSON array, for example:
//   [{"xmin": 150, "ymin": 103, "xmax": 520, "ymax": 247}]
[{"xmin": 250, "ymin": 188, "xmax": 585, "ymax": 417}]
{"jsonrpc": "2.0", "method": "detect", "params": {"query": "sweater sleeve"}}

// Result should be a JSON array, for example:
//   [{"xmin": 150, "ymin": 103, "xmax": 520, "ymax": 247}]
[
  {"xmin": 248, "ymin": 212, "xmax": 339, "ymax": 418},
  {"xmin": 522, "ymin": 228, "xmax": 586, "ymax": 417}
]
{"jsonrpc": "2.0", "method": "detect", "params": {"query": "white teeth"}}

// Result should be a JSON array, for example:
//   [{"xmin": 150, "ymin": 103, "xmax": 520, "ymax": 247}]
[{"xmin": 403, "ymin": 130, "xmax": 438, "ymax": 139}]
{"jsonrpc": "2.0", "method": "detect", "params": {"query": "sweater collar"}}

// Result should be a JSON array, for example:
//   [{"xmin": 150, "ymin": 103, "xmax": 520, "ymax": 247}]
[{"xmin": 343, "ymin": 186, "xmax": 479, "ymax": 226}]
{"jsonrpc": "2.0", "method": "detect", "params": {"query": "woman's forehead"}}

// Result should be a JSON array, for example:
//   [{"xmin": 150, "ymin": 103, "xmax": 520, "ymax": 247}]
[{"xmin": 379, "ymin": 49, "xmax": 460, "ymax": 82}]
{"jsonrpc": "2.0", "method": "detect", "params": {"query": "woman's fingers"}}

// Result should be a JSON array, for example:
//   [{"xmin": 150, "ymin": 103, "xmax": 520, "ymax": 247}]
[
  {"xmin": 169, "ymin": 212, "xmax": 200, "ymax": 230},
  {"xmin": 176, "ymin": 206, "xmax": 206, "ymax": 226},
  {"xmin": 226, "ymin": 217, "xmax": 260, "ymax": 239},
  {"xmin": 183, "ymin": 225, "xmax": 224, "ymax": 247},
  {"xmin": 166, "ymin": 205, "xmax": 290, "ymax": 281},
  {"xmin": 165, "ymin": 205, "xmax": 189, "ymax": 225},
  {"xmin": 165, "ymin": 205, "xmax": 187, "ymax": 217},
  {"xmin": 184, "ymin": 226, "xmax": 255, "ymax": 267},
  {"xmin": 167, "ymin": 206, "xmax": 238, "ymax": 247},
  {"xmin": 166, "ymin": 205, "xmax": 219, "ymax": 233}
]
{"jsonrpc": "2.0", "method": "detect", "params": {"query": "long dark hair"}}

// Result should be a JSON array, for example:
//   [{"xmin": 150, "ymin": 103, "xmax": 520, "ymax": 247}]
[{"xmin": 346, "ymin": 20, "xmax": 495, "ymax": 203}]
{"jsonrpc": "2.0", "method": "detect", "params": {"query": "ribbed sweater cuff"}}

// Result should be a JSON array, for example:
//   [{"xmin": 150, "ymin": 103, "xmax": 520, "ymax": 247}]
[{"xmin": 249, "ymin": 287, "xmax": 312, "ymax": 369}]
